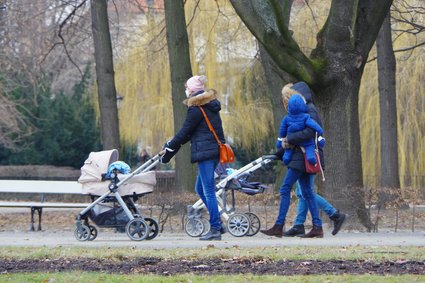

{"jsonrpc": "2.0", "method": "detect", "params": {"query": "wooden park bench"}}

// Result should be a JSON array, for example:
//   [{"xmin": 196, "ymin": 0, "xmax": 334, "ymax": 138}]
[{"xmin": 0, "ymin": 180, "xmax": 89, "ymax": 231}]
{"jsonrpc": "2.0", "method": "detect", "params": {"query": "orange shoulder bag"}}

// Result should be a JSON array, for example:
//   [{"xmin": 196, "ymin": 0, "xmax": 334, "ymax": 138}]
[{"xmin": 198, "ymin": 106, "xmax": 235, "ymax": 164}]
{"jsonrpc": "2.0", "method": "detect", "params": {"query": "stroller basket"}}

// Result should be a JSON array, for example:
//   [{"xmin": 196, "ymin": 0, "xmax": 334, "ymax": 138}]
[
  {"xmin": 237, "ymin": 180, "xmax": 266, "ymax": 195},
  {"xmin": 89, "ymin": 201, "xmax": 129, "ymax": 227}
]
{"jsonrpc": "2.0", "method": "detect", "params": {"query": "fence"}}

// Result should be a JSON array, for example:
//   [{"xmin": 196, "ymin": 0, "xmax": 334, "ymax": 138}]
[{"xmin": 364, "ymin": 175, "xmax": 425, "ymax": 198}]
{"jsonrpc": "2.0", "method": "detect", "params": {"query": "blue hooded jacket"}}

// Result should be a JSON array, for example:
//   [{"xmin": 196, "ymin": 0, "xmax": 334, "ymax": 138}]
[
  {"xmin": 279, "ymin": 94, "xmax": 323, "ymax": 147},
  {"xmin": 285, "ymin": 82, "xmax": 326, "ymax": 171}
]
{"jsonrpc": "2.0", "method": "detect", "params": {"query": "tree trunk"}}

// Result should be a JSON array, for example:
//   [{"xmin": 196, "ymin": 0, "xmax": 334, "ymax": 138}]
[
  {"xmin": 376, "ymin": 13, "xmax": 400, "ymax": 192},
  {"xmin": 257, "ymin": 0, "xmax": 293, "ymax": 133},
  {"xmin": 164, "ymin": 0, "xmax": 197, "ymax": 191},
  {"xmin": 90, "ymin": 0, "xmax": 120, "ymax": 151},
  {"xmin": 315, "ymin": 65, "xmax": 372, "ymax": 230},
  {"xmin": 258, "ymin": 43, "xmax": 291, "ymax": 192},
  {"xmin": 257, "ymin": 1, "xmax": 293, "ymax": 189}
]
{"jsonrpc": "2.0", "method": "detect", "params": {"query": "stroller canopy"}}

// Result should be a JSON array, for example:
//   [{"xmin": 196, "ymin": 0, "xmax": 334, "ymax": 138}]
[{"xmin": 78, "ymin": 149, "xmax": 119, "ymax": 183}]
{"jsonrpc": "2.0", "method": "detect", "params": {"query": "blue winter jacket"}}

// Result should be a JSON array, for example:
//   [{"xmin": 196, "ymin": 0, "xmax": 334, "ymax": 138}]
[
  {"xmin": 278, "ymin": 94, "xmax": 323, "ymax": 147},
  {"xmin": 285, "ymin": 82, "xmax": 326, "ymax": 171},
  {"xmin": 167, "ymin": 89, "xmax": 225, "ymax": 163}
]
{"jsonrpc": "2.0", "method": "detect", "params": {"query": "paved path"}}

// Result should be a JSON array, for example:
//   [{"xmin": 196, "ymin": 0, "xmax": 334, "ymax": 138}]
[{"xmin": 1, "ymin": 230, "xmax": 424, "ymax": 248}]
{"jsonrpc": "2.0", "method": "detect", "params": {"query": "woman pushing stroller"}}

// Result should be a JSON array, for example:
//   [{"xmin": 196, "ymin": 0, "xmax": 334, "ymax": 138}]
[{"xmin": 159, "ymin": 75, "xmax": 225, "ymax": 241}]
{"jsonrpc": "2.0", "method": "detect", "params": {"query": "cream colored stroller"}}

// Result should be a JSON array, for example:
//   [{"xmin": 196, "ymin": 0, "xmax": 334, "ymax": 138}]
[{"xmin": 75, "ymin": 149, "xmax": 159, "ymax": 241}]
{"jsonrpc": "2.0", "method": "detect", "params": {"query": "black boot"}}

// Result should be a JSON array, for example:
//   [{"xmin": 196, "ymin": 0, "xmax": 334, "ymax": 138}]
[
  {"xmin": 220, "ymin": 223, "xmax": 227, "ymax": 234},
  {"xmin": 260, "ymin": 224, "xmax": 284, "ymax": 238},
  {"xmin": 284, "ymin": 225, "xmax": 305, "ymax": 237},
  {"xmin": 300, "ymin": 226, "xmax": 323, "ymax": 238},
  {"xmin": 200, "ymin": 228, "xmax": 221, "ymax": 241},
  {"xmin": 330, "ymin": 210, "xmax": 346, "ymax": 236}
]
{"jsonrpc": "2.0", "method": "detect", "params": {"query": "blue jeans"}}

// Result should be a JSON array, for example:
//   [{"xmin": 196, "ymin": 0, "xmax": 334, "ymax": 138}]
[
  {"xmin": 195, "ymin": 159, "xmax": 221, "ymax": 230},
  {"xmin": 275, "ymin": 168, "xmax": 322, "ymax": 227},
  {"xmin": 294, "ymin": 178, "xmax": 337, "ymax": 226}
]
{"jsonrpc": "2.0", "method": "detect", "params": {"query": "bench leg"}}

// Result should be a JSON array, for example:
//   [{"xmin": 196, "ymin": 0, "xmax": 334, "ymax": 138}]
[
  {"xmin": 30, "ymin": 207, "xmax": 36, "ymax": 231},
  {"xmin": 30, "ymin": 207, "xmax": 43, "ymax": 231},
  {"xmin": 37, "ymin": 207, "xmax": 42, "ymax": 231}
]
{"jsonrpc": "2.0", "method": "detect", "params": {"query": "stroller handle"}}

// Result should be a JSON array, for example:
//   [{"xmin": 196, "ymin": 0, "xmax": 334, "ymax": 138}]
[
  {"xmin": 115, "ymin": 154, "xmax": 161, "ymax": 186},
  {"xmin": 262, "ymin": 155, "xmax": 279, "ymax": 160}
]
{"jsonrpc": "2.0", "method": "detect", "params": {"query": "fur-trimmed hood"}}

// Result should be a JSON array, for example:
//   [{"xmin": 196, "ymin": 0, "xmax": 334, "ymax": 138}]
[
  {"xmin": 184, "ymin": 89, "xmax": 218, "ymax": 107},
  {"xmin": 166, "ymin": 88, "xmax": 223, "ymax": 164}
]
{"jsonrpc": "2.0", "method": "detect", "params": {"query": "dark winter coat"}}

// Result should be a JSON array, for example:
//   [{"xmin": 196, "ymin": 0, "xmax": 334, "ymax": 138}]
[
  {"xmin": 285, "ymin": 82, "xmax": 326, "ymax": 171},
  {"xmin": 167, "ymin": 89, "xmax": 225, "ymax": 163}
]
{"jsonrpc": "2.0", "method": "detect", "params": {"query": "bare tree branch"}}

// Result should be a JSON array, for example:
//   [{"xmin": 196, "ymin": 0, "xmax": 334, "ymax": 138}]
[
  {"xmin": 367, "ymin": 40, "xmax": 425, "ymax": 62},
  {"xmin": 40, "ymin": 0, "xmax": 88, "ymax": 75}
]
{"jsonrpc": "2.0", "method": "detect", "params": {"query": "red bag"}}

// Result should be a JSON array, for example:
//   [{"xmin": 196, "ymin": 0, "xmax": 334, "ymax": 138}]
[
  {"xmin": 301, "ymin": 132, "xmax": 325, "ymax": 181},
  {"xmin": 199, "ymin": 106, "xmax": 235, "ymax": 164},
  {"xmin": 302, "ymin": 148, "xmax": 321, "ymax": 174}
]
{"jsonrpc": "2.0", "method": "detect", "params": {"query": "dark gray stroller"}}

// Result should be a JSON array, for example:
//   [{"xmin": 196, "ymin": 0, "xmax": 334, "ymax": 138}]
[{"xmin": 75, "ymin": 149, "xmax": 159, "ymax": 241}]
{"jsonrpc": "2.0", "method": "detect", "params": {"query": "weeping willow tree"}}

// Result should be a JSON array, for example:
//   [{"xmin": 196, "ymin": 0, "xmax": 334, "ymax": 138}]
[
  {"xmin": 359, "ymin": 3, "xmax": 425, "ymax": 191},
  {"xmin": 114, "ymin": 0, "xmax": 272, "ymax": 164},
  {"xmin": 113, "ymin": 0, "xmax": 423, "ymax": 202}
]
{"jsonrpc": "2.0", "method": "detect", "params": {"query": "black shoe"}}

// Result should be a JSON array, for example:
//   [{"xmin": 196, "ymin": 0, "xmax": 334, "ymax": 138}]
[
  {"xmin": 330, "ymin": 210, "xmax": 346, "ymax": 236},
  {"xmin": 200, "ymin": 228, "xmax": 221, "ymax": 241},
  {"xmin": 220, "ymin": 223, "xmax": 227, "ymax": 234},
  {"xmin": 284, "ymin": 225, "xmax": 305, "ymax": 237}
]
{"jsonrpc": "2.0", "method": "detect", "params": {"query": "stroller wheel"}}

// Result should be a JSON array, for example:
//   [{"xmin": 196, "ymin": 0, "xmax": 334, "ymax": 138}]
[
  {"xmin": 144, "ymin": 217, "xmax": 159, "ymax": 240},
  {"xmin": 245, "ymin": 213, "xmax": 261, "ymax": 236},
  {"xmin": 126, "ymin": 218, "xmax": 150, "ymax": 241},
  {"xmin": 227, "ymin": 213, "xmax": 250, "ymax": 237},
  {"xmin": 87, "ymin": 225, "xmax": 98, "ymax": 241},
  {"xmin": 184, "ymin": 218, "xmax": 204, "ymax": 237},
  {"xmin": 74, "ymin": 224, "xmax": 91, "ymax": 241},
  {"xmin": 200, "ymin": 218, "xmax": 211, "ymax": 236}
]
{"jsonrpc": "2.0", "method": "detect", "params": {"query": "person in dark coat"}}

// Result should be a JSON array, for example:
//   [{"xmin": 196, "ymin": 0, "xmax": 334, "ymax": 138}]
[
  {"xmin": 261, "ymin": 82, "xmax": 345, "ymax": 238},
  {"xmin": 160, "ymin": 75, "xmax": 224, "ymax": 241}
]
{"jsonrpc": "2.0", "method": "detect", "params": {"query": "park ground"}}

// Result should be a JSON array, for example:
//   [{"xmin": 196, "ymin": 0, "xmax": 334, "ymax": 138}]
[{"xmin": 0, "ymin": 208, "xmax": 424, "ymax": 281}]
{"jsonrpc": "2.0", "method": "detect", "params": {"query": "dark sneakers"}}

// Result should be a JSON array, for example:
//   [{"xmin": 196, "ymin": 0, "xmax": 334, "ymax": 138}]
[
  {"xmin": 330, "ymin": 210, "xmax": 346, "ymax": 236},
  {"xmin": 300, "ymin": 226, "xmax": 324, "ymax": 238},
  {"xmin": 200, "ymin": 228, "xmax": 221, "ymax": 241},
  {"xmin": 284, "ymin": 225, "xmax": 305, "ymax": 237},
  {"xmin": 260, "ymin": 224, "xmax": 284, "ymax": 238}
]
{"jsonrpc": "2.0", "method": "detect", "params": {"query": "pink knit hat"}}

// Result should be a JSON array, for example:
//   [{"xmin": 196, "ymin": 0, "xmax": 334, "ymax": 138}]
[{"xmin": 186, "ymin": 75, "xmax": 207, "ymax": 94}]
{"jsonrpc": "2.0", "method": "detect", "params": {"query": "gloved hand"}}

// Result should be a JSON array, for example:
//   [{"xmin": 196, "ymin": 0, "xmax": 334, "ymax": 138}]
[
  {"xmin": 283, "ymin": 137, "xmax": 295, "ymax": 149},
  {"xmin": 273, "ymin": 147, "xmax": 284, "ymax": 161},
  {"xmin": 318, "ymin": 136, "xmax": 326, "ymax": 148},
  {"xmin": 276, "ymin": 138, "xmax": 283, "ymax": 150},
  {"xmin": 159, "ymin": 141, "xmax": 180, "ymax": 163}
]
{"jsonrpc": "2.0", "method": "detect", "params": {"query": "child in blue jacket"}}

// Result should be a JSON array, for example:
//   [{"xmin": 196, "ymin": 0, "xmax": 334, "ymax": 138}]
[{"xmin": 277, "ymin": 94, "xmax": 323, "ymax": 165}]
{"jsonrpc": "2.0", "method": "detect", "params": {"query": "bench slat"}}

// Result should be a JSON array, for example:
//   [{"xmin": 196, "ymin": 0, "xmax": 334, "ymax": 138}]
[
  {"xmin": 0, "ymin": 201, "xmax": 89, "ymax": 208},
  {"xmin": 0, "ymin": 180, "xmax": 82, "ymax": 194}
]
